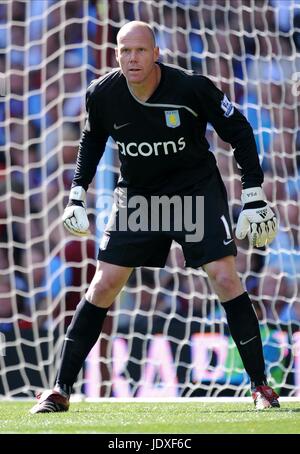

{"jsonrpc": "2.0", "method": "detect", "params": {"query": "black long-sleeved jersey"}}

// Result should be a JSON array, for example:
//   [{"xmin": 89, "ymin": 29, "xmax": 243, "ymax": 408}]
[{"xmin": 72, "ymin": 62, "xmax": 263, "ymax": 194}]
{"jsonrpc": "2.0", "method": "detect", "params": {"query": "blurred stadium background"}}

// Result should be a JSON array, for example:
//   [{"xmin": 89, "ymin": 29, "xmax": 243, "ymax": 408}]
[{"xmin": 0, "ymin": 0, "xmax": 300, "ymax": 400}]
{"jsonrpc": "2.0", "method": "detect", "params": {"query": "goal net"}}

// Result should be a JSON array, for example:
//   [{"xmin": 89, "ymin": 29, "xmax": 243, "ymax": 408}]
[{"xmin": 1, "ymin": 0, "xmax": 300, "ymax": 399}]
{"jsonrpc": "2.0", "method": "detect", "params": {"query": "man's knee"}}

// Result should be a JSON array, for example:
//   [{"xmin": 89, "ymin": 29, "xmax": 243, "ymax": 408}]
[
  {"xmin": 88, "ymin": 274, "xmax": 120, "ymax": 302},
  {"xmin": 86, "ymin": 262, "xmax": 132, "ymax": 307},
  {"xmin": 213, "ymin": 271, "xmax": 239, "ymax": 294},
  {"xmin": 204, "ymin": 257, "xmax": 242, "ymax": 295}
]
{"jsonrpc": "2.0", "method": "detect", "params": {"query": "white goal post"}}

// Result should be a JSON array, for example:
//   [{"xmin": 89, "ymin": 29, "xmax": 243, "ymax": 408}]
[{"xmin": 0, "ymin": 0, "xmax": 300, "ymax": 399}]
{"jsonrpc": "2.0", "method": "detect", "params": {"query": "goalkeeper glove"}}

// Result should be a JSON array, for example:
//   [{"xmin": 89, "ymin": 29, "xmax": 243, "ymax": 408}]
[
  {"xmin": 235, "ymin": 187, "xmax": 278, "ymax": 247},
  {"xmin": 63, "ymin": 186, "xmax": 90, "ymax": 237}
]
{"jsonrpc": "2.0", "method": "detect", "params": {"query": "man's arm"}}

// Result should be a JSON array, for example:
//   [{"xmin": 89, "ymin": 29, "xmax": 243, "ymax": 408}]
[
  {"xmin": 198, "ymin": 76, "xmax": 263, "ymax": 189},
  {"xmin": 63, "ymin": 83, "xmax": 109, "ymax": 236},
  {"xmin": 198, "ymin": 77, "xmax": 277, "ymax": 247},
  {"xmin": 72, "ymin": 84, "xmax": 109, "ymax": 190}
]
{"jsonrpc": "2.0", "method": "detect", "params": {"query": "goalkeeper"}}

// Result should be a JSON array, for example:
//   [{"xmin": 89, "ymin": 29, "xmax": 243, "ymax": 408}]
[{"xmin": 30, "ymin": 21, "xmax": 279, "ymax": 413}]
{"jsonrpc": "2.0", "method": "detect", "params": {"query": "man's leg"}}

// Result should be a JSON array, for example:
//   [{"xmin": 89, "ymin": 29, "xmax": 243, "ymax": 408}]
[
  {"xmin": 30, "ymin": 261, "xmax": 133, "ymax": 414},
  {"xmin": 203, "ymin": 255, "xmax": 279, "ymax": 409}
]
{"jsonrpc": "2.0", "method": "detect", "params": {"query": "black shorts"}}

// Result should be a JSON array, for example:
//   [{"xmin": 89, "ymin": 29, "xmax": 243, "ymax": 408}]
[{"xmin": 97, "ymin": 170, "xmax": 237, "ymax": 268}]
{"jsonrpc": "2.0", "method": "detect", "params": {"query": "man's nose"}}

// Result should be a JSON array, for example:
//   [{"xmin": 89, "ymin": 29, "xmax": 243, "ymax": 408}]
[{"xmin": 129, "ymin": 50, "xmax": 138, "ymax": 61}]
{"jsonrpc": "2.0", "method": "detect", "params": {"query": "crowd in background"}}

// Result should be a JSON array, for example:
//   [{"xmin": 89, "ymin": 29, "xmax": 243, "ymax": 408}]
[{"xmin": 0, "ymin": 0, "xmax": 300, "ymax": 391}]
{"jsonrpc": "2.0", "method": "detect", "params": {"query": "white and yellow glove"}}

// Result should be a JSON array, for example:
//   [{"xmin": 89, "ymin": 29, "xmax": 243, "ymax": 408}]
[
  {"xmin": 235, "ymin": 187, "xmax": 278, "ymax": 247},
  {"xmin": 62, "ymin": 186, "xmax": 90, "ymax": 237}
]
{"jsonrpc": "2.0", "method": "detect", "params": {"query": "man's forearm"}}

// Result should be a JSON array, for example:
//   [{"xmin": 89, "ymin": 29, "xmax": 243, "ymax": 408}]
[
  {"xmin": 72, "ymin": 130, "xmax": 107, "ymax": 191},
  {"xmin": 232, "ymin": 126, "xmax": 264, "ymax": 189}
]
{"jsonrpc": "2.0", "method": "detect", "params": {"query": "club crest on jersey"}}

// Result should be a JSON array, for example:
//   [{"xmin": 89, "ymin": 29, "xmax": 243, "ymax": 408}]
[
  {"xmin": 221, "ymin": 95, "xmax": 234, "ymax": 118},
  {"xmin": 165, "ymin": 110, "xmax": 180, "ymax": 128}
]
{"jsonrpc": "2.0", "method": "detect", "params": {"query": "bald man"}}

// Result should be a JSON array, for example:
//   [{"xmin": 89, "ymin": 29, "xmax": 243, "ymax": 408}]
[{"xmin": 30, "ymin": 21, "xmax": 279, "ymax": 413}]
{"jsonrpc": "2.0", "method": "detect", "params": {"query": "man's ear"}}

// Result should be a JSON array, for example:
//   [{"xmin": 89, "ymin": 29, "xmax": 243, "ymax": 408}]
[{"xmin": 115, "ymin": 47, "xmax": 119, "ymax": 63}]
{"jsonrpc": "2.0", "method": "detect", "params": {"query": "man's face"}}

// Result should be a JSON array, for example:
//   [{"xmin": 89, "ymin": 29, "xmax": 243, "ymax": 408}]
[{"xmin": 115, "ymin": 26, "xmax": 159, "ymax": 85}]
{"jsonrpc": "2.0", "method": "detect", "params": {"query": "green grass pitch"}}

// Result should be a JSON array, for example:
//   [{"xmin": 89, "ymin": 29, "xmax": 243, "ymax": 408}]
[{"xmin": 0, "ymin": 401, "xmax": 299, "ymax": 434}]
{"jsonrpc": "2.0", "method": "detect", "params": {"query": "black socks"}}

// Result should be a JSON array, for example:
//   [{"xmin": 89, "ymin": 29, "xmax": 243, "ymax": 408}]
[
  {"xmin": 55, "ymin": 293, "xmax": 267, "ymax": 396},
  {"xmin": 221, "ymin": 292, "xmax": 266, "ymax": 386},
  {"xmin": 55, "ymin": 298, "xmax": 108, "ymax": 394}
]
